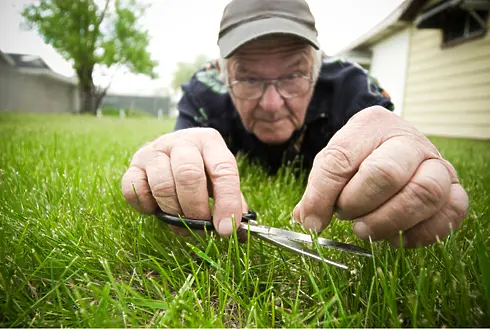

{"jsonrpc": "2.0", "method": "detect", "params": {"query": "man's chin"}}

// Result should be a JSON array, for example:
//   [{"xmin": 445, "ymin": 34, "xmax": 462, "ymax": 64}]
[
  {"xmin": 255, "ymin": 130, "xmax": 293, "ymax": 145},
  {"xmin": 250, "ymin": 119, "xmax": 297, "ymax": 145}
]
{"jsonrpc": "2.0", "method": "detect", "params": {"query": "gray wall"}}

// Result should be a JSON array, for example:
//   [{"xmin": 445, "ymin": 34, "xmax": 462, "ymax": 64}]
[
  {"xmin": 0, "ymin": 60, "xmax": 79, "ymax": 113},
  {"xmin": 0, "ymin": 58, "xmax": 170, "ymax": 116},
  {"xmin": 102, "ymin": 94, "xmax": 171, "ymax": 116}
]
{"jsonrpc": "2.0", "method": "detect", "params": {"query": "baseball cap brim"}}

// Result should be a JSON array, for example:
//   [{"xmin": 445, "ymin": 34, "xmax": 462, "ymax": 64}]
[{"xmin": 218, "ymin": 17, "xmax": 320, "ymax": 58}]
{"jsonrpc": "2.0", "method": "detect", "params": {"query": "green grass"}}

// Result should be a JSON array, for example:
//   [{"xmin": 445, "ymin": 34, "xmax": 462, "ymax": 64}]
[{"xmin": 0, "ymin": 112, "xmax": 489, "ymax": 327}]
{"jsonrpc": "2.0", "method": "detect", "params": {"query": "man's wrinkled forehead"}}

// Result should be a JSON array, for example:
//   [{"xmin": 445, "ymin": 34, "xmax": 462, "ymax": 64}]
[{"xmin": 232, "ymin": 53, "xmax": 311, "ymax": 76}]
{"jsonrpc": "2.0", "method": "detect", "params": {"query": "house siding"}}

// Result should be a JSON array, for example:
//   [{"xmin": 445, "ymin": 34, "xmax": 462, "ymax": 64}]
[
  {"xmin": 369, "ymin": 27, "xmax": 411, "ymax": 116},
  {"xmin": 402, "ymin": 18, "xmax": 490, "ymax": 139}
]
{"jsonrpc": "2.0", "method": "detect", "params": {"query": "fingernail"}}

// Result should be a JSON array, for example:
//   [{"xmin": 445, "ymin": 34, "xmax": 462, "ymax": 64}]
[
  {"xmin": 303, "ymin": 216, "xmax": 322, "ymax": 232},
  {"xmin": 218, "ymin": 218, "xmax": 233, "ymax": 236},
  {"xmin": 353, "ymin": 222, "xmax": 371, "ymax": 240}
]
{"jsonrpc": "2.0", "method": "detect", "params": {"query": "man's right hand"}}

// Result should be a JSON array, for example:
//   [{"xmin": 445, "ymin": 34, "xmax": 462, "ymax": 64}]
[{"xmin": 121, "ymin": 127, "xmax": 247, "ymax": 236}]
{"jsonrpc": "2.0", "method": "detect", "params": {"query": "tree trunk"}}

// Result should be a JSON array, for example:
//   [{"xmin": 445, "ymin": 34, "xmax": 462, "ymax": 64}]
[
  {"xmin": 94, "ymin": 83, "xmax": 110, "ymax": 112},
  {"xmin": 77, "ymin": 64, "xmax": 97, "ymax": 115},
  {"xmin": 79, "ymin": 83, "xmax": 96, "ymax": 114}
]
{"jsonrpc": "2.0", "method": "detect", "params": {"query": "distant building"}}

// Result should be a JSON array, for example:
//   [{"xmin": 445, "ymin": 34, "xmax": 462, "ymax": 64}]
[
  {"xmin": 101, "ymin": 93, "xmax": 172, "ymax": 116},
  {"xmin": 0, "ymin": 50, "xmax": 173, "ymax": 117},
  {"xmin": 0, "ymin": 50, "xmax": 79, "ymax": 113},
  {"xmin": 337, "ymin": 0, "xmax": 490, "ymax": 139}
]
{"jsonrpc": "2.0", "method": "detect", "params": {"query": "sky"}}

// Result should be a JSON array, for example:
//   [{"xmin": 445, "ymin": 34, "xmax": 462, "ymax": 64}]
[{"xmin": 0, "ymin": 0, "xmax": 404, "ymax": 96}]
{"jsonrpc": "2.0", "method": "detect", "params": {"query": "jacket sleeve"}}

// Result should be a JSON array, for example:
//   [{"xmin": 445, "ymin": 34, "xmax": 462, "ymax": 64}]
[
  {"xmin": 173, "ymin": 61, "xmax": 230, "ymax": 132},
  {"xmin": 173, "ymin": 79, "xmax": 206, "ymax": 131}
]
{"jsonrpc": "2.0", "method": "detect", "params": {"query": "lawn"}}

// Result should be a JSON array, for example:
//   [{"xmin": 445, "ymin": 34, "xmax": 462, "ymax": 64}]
[{"xmin": 0, "ymin": 112, "xmax": 489, "ymax": 327}]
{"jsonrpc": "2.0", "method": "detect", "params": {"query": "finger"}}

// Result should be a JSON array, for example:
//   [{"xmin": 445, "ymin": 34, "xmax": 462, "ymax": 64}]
[
  {"xmin": 170, "ymin": 140, "xmax": 211, "ymax": 221},
  {"xmin": 121, "ymin": 165, "xmax": 157, "ymax": 214},
  {"xmin": 147, "ymin": 151, "xmax": 182, "ymax": 215},
  {"xmin": 206, "ymin": 179, "xmax": 249, "ymax": 214},
  {"xmin": 294, "ymin": 106, "xmax": 396, "ymax": 232},
  {"xmin": 294, "ymin": 144, "xmax": 358, "ymax": 232},
  {"xmin": 294, "ymin": 106, "xmax": 440, "ymax": 232},
  {"xmin": 145, "ymin": 151, "xmax": 191, "ymax": 236},
  {"xmin": 352, "ymin": 159, "xmax": 452, "ymax": 241},
  {"xmin": 201, "ymin": 130, "xmax": 243, "ymax": 236},
  {"xmin": 389, "ymin": 183, "xmax": 469, "ymax": 248},
  {"xmin": 335, "ymin": 137, "xmax": 428, "ymax": 220}
]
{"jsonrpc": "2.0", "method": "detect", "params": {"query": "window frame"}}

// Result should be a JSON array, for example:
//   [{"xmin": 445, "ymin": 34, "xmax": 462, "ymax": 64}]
[{"xmin": 440, "ymin": 9, "xmax": 489, "ymax": 48}]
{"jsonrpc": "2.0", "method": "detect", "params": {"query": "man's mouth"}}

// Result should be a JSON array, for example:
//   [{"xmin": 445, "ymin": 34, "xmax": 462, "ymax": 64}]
[{"xmin": 254, "ymin": 116, "xmax": 287, "ymax": 123}]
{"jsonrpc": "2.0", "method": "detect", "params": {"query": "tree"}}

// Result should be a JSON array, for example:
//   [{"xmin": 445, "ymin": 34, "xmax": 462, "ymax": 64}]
[
  {"xmin": 21, "ymin": 0, "xmax": 158, "ymax": 114},
  {"xmin": 170, "ymin": 54, "xmax": 210, "ymax": 93}
]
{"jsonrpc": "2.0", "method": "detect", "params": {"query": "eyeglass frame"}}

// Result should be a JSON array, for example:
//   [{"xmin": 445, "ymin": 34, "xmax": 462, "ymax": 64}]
[{"xmin": 226, "ymin": 73, "xmax": 315, "ymax": 100}]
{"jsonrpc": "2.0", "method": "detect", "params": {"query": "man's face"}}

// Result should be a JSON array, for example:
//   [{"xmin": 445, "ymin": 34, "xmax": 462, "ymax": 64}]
[{"xmin": 226, "ymin": 36, "xmax": 315, "ymax": 145}]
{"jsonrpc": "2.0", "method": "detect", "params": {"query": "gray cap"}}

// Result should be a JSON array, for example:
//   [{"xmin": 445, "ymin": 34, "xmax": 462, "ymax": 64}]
[{"xmin": 218, "ymin": 0, "xmax": 320, "ymax": 58}]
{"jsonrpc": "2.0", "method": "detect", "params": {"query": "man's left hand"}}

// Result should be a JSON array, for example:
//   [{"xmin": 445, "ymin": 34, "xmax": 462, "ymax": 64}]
[{"xmin": 293, "ymin": 106, "xmax": 469, "ymax": 248}]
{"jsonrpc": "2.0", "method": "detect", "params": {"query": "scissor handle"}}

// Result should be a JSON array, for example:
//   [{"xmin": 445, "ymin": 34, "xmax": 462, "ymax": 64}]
[{"xmin": 154, "ymin": 208, "xmax": 257, "ymax": 230}]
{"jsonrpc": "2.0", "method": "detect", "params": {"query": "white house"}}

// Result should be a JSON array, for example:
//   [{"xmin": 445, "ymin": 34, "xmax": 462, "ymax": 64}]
[{"xmin": 337, "ymin": 0, "xmax": 490, "ymax": 139}]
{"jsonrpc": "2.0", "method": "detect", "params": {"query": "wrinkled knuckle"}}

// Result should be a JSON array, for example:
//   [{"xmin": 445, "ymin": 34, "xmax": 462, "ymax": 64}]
[
  {"xmin": 407, "ymin": 176, "xmax": 445, "ymax": 208},
  {"xmin": 198, "ymin": 127, "xmax": 221, "ymax": 139},
  {"xmin": 173, "ymin": 164, "xmax": 206, "ymax": 186},
  {"xmin": 363, "ymin": 157, "xmax": 403, "ymax": 192},
  {"xmin": 366, "ymin": 105, "xmax": 390, "ymax": 117},
  {"xmin": 151, "ymin": 179, "xmax": 177, "ymax": 200},
  {"xmin": 169, "ymin": 137, "xmax": 196, "ymax": 150},
  {"xmin": 308, "ymin": 181, "xmax": 327, "ymax": 203},
  {"xmin": 209, "ymin": 160, "xmax": 238, "ymax": 180},
  {"xmin": 356, "ymin": 105, "xmax": 391, "ymax": 121},
  {"xmin": 317, "ymin": 146, "xmax": 355, "ymax": 182}
]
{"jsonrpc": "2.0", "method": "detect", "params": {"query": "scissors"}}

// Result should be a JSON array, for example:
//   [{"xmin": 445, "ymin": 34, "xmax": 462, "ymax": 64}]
[{"xmin": 154, "ymin": 209, "xmax": 372, "ymax": 270}]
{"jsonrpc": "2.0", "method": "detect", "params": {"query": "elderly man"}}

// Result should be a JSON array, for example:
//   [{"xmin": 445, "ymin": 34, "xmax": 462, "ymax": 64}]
[{"xmin": 121, "ymin": 0, "xmax": 469, "ymax": 248}]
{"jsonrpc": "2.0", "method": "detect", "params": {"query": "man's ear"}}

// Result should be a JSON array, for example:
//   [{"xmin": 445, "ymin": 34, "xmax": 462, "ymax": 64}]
[{"xmin": 215, "ymin": 59, "xmax": 220, "ymax": 72}]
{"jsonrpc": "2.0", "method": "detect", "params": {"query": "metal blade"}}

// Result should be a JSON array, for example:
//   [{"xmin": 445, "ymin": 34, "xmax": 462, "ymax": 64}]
[
  {"xmin": 241, "ymin": 222, "xmax": 372, "ymax": 258},
  {"xmin": 253, "ymin": 233, "xmax": 349, "ymax": 270}
]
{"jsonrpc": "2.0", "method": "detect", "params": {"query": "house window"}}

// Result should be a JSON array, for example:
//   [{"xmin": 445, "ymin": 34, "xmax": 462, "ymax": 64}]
[
  {"xmin": 415, "ymin": 0, "xmax": 490, "ymax": 48},
  {"xmin": 441, "ymin": 9, "xmax": 489, "ymax": 47}
]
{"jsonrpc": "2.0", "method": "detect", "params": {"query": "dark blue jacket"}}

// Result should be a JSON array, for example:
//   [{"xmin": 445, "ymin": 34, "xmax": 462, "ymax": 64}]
[{"xmin": 174, "ymin": 57, "xmax": 394, "ymax": 174}]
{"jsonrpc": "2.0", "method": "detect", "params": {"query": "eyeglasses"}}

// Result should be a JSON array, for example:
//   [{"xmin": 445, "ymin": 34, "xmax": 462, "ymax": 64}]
[{"xmin": 228, "ymin": 73, "xmax": 314, "ymax": 100}]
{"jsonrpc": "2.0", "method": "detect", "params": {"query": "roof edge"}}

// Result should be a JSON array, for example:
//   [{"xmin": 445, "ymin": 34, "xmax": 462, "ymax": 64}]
[
  {"xmin": 1, "ymin": 49, "xmax": 78, "ymax": 85},
  {"xmin": 17, "ymin": 67, "xmax": 78, "ymax": 85},
  {"xmin": 0, "ymin": 50, "xmax": 16, "ymax": 66},
  {"xmin": 335, "ymin": 0, "xmax": 429, "ymax": 54}
]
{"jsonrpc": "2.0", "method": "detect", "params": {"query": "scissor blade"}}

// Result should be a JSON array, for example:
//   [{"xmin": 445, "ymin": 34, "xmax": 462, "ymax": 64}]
[
  {"xmin": 241, "ymin": 223, "xmax": 372, "ymax": 258},
  {"xmin": 253, "ymin": 233, "xmax": 349, "ymax": 270}
]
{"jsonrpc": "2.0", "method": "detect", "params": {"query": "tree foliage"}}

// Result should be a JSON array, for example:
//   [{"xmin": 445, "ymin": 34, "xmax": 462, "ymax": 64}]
[
  {"xmin": 22, "ymin": 0, "xmax": 159, "ymax": 114},
  {"xmin": 170, "ymin": 54, "xmax": 211, "ymax": 93}
]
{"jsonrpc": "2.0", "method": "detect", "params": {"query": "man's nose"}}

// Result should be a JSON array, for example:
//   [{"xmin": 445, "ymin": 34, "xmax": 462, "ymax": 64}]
[{"xmin": 259, "ymin": 84, "xmax": 284, "ymax": 112}]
